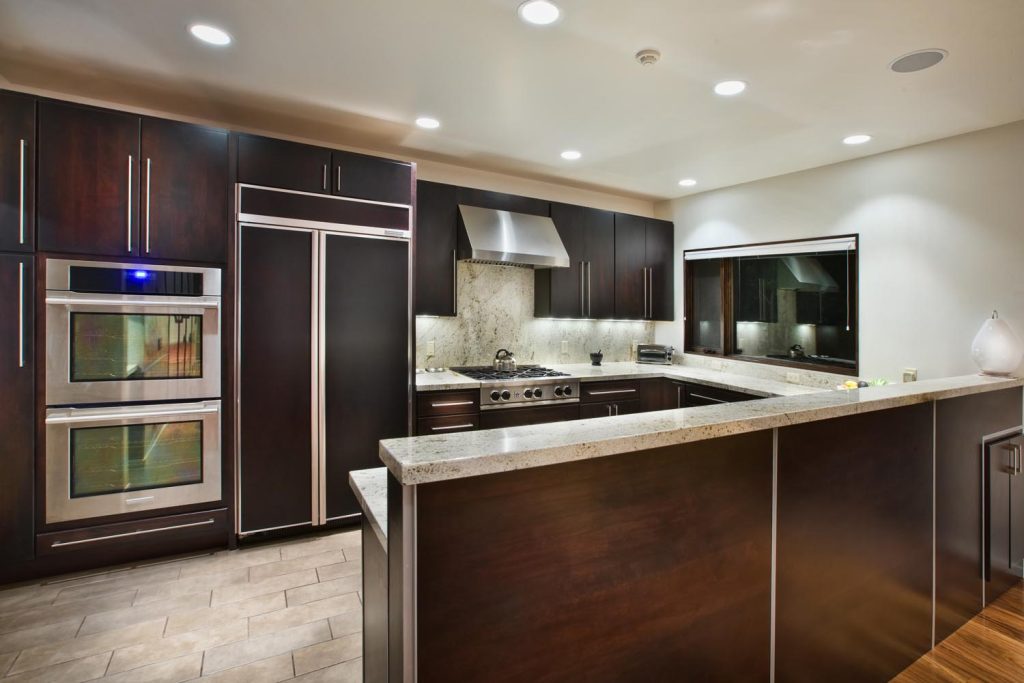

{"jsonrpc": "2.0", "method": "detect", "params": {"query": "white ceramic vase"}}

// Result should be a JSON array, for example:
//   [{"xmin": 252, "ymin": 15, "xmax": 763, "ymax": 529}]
[{"xmin": 971, "ymin": 311, "xmax": 1023, "ymax": 376}]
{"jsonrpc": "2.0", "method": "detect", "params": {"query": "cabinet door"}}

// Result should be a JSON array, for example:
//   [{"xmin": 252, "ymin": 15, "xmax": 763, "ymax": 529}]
[
  {"xmin": 0, "ymin": 92, "xmax": 35, "ymax": 252},
  {"xmin": 987, "ymin": 436, "xmax": 1023, "ymax": 603},
  {"xmin": 238, "ymin": 226, "xmax": 315, "ymax": 534},
  {"xmin": 1012, "ymin": 439, "xmax": 1024, "ymax": 583},
  {"xmin": 414, "ymin": 181, "xmax": 458, "ymax": 316},
  {"xmin": 38, "ymin": 102, "xmax": 140, "ymax": 256},
  {"xmin": 580, "ymin": 402, "xmax": 615, "ymax": 419},
  {"xmin": 333, "ymin": 150, "xmax": 412, "ymax": 205},
  {"xmin": 456, "ymin": 187, "xmax": 549, "ymax": 216},
  {"xmin": 323, "ymin": 233, "xmax": 410, "ymax": 521},
  {"xmin": 237, "ymin": 134, "xmax": 332, "ymax": 194},
  {"xmin": 646, "ymin": 218, "xmax": 674, "ymax": 321},
  {"xmin": 584, "ymin": 208, "xmax": 616, "ymax": 319},
  {"xmin": 0, "ymin": 254, "xmax": 34, "ymax": 563},
  {"xmin": 613, "ymin": 213, "xmax": 646, "ymax": 319},
  {"xmin": 543, "ymin": 203, "xmax": 584, "ymax": 317},
  {"xmin": 141, "ymin": 118, "xmax": 229, "ymax": 263}
]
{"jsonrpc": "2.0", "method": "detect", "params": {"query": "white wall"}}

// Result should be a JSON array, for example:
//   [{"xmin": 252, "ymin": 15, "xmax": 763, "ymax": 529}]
[{"xmin": 656, "ymin": 120, "xmax": 1024, "ymax": 381}]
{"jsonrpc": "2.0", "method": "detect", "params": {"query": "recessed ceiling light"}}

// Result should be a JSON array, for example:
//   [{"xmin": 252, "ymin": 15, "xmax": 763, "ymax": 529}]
[
  {"xmin": 713, "ymin": 80, "xmax": 746, "ymax": 96},
  {"xmin": 678, "ymin": 178, "xmax": 697, "ymax": 187},
  {"xmin": 518, "ymin": 0, "xmax": 560, "ymax": 25},
  {"xmin": 890, "ymin": 49, "xmax": 947, "ymax": 73},
  {"xmin": 189, "ymin": 24, "xmax": 232, "ymax": 46},
  {"xmin": 415, "ymin": 117, "xmax": 440, "ymax": 130},
  {"xmin": 560, "ymin": 150, "xmax": 581, "ymax": 160},
  {"xmin": 843, "ymin": 134, "xmax": 872, "ymax": 145}
]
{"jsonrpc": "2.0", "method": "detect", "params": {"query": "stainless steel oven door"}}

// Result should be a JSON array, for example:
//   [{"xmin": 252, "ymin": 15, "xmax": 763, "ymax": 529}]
[
  {"xmin": 46, "ymin": 292, "xmax": 221, "ymax": 406},
  {"xmin": 45, "ymin": 401, "xmax": 222, "ymax": 524}
]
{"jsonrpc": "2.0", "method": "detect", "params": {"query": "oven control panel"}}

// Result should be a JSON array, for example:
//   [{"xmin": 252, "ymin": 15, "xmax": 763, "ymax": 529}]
[{"xmin": 480, "ymin": 379, "xmax": 580, "ymax": 408}]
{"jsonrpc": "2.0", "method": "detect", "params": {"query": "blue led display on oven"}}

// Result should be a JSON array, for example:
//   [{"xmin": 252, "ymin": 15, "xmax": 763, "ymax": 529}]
[{"xmin": 131, "ymin": 270, "xmax": 151, "ymax": 280}]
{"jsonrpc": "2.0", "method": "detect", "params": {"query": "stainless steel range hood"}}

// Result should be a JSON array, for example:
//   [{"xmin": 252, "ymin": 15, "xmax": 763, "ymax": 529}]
[{"xmin": 458, "ymin": 205, "xmax": 570, "ymax": 268}]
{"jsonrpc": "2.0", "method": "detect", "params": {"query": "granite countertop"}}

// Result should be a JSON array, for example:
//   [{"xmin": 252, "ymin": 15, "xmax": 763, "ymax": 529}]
[
  {"xmin": 416, "ymin": 362, "xmax": 823, "ymax": 397},
  {"xmin": 349, "ymin": 468, "xmax": 388, "ymax": 548},
  {"xmin": 383, "ymin": 374, "xmax": 1024, "ymax": 485}
]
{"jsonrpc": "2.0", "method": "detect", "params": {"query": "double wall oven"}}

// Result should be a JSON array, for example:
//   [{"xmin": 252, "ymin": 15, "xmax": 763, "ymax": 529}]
[{"xmin": 44, "ymin": 260, "xmax": 223, "ymax": 524}]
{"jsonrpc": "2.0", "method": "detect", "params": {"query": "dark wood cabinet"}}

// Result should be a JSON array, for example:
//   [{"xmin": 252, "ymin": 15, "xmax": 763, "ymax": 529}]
[
  {"xmin": 37, "ymin": 101, "xmax": 140, "ymax": 257},
  {"xmin": 141, "ymin": 118, "xmax": 229, "ymax": 263},
  {"xmin": 986, "ymin": 433, "xmax": 1024, "ymax": 605},
  {"xmin": 0, "ymin": 92, "xmax": 35, "ymax": 253},
  {"xmin": 0, "ymin": 254, "xmax": 34, "ymax": 564},
  {"xmin": 456, "ymin": 187, "xmax": 549, "ymax": 216},
  {"xmin": 579, "ymin": 399, "xmax": 640, "ymax": 418},
  {"xmin": 415, "ymin": 181, "xmax": 459, "ymax": 316},
  {"xmin": 646, "ymin": 218, "xmax": 674, "ymax": 321},
  {"xmin": 613, "ymin": 213, "xmax": 647, "ymax": 319},
  {"xmin": 237, "ymin": 133, "xmax": 332, "ymax": 195},
  {"xmin": 333, "ymin": 150, "xmax": 412, "ymax": 205},
  {"xmin": 535, "ymin": 203, "xmax": 614, "ymax": 319}
]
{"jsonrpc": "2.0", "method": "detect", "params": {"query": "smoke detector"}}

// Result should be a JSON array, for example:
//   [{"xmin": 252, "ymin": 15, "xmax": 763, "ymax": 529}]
[{"xmin": 635, "ymin": 49, "xmax": 661, "ymax": 66}]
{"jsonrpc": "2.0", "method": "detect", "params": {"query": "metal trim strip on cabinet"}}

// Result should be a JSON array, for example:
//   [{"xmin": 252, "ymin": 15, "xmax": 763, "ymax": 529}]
[
  {"xmin": 126, "ymin": 155, "xmax": 133, "ymax": 252},
  {"xmin": 19, "ymin": 139, "xmax": 26, "ymax": 244},
  {"xmin": 316, "ymin": 232, "xmax": 327, "ymax": 526},
  {"xmin": 17, "ymin": 261, "xmax": 24, "ymax": 368},
  {"xmin": 145, "ymin": 157, "xmax": 152, "ymax": 253},
  {"xmin": 50, "ymin": 518, "xmax": 216, "ymax": 548}
]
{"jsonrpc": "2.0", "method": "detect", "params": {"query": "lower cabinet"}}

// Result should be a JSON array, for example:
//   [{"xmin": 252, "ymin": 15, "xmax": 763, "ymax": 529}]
[
  {"xmin": 986, "ymin": 432, "xmax": 1024, "ymax": 605},
  {"xmin": 416, "ymin": 390, "xmax": 479, "ymax": 435},
  {"xmin": 662, "ymin": 378, "xmax": 761, "ymax": 409},
  {"xmin": 580, "ymin": 400, "xmax": 641, "ymax": 418}
]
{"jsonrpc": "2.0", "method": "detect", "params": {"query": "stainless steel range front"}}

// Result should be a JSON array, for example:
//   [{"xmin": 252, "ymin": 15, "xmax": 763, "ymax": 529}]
[{"xmin": 450, "ymin": 366, "xmax": 580, "ymax": 409}]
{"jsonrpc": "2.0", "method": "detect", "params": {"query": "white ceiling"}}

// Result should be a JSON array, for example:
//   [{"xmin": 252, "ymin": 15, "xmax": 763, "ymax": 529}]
[{"xmin": 1, "ymin": 0, "xmax": 1022, "ymax": 200}]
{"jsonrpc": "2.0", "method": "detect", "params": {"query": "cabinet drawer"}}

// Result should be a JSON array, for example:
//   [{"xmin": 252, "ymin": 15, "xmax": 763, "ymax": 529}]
[
  {"xmin": 417, "ymin": 414, "xmax": 479, "ymax": 436},
  {"xmin": 580, "ymin": 381, "xmax": 642, "ymax": 404},
  {"xmin": 580, "ymin": 400, "xmax": 641, "ymax": 419},
  {"xmin": 417, "ymin": 390, "xmax": 480, "ymax": 418},
  {"xmin": 37, "ymin": 508, "xmax": 229, "ymax": 557},
  {"xmin": 685, "ymin": 383, "xmax": 760, "ymax": 406}
]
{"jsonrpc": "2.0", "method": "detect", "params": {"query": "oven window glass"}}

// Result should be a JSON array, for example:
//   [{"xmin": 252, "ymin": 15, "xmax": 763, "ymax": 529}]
[
  {"xmin": 70, "ymin": 421, "xmax": 203, "ymax": 498},
  {"xmin": 70, "ymin": 313, "xmax": 203, "ymax": 382}
]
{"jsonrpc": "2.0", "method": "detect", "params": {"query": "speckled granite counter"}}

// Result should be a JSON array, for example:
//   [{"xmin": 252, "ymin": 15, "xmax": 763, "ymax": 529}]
[
  {"xmin": 349, "ymin": 468, "xmax": 387, "ymax": 547},
  {"xmin": 384, "ymin": 374, "xmax": 1023, "ymax": 485},
  {"xmin": 416, "ymin": 361, "xmax": 823, "ymax": 397}
]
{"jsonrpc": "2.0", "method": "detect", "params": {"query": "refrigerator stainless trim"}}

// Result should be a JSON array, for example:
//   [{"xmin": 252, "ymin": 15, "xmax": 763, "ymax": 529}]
[
  {"xmin": 45, "ymin": 400, "xmax": 222, "ymax": 524},
  {"xmin": 316, "ymin": 232, "xmax": 327, "ymax": 526},
  {"xmin": 46, "ymin": 259, "xmax": 223, "ymax": 294}
]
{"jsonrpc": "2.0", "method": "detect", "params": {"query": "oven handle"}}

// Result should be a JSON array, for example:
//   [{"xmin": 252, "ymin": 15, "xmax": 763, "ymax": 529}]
[
  {"xmin": 46, "ymin": 404, "xmax": 220, "ymax": 424},
  {"xmin": 46, "ymin": 295, "xmax": 220, "ymax": 308}
]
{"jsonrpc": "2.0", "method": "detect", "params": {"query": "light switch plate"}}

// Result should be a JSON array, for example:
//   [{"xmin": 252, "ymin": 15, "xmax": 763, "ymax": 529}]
[
  {"xmin": 903, "ymin": 368, "xmax": 918, "ymax": 383},
  {"xmin": 561, "ymin": 340, "xmax": 569, "ymax": 353},
  {"xmin": 426, "ymin": 340, "xmax": 435, "ymax": 356}
]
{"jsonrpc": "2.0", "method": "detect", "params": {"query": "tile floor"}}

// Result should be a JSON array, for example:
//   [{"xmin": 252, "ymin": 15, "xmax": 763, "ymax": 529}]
[{"xmin": 0, "ymin": 529, "xmax": 364, "ymax": 682}]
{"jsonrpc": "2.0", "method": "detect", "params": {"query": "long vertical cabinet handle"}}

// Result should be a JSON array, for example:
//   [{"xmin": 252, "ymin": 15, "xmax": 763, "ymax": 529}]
[
  {"xmin": 322, "ymin": 164, "xmax": 328, "ymax": 191},
  {"xmin": 677, "ymin": 385, "xmax": 682, "ymax": 409},
  {"xmin": 336, "ymin": 165, "xmax": 342, "ymax": 193},
  {"xmin": 317, "ymin": 232, "xmax": 327, "ymax": 526},
  {"xmin": 580, "ymin": 262, "xmax": 585, "ymax": 317},
  {"xmin": 648, "ymin": 267, "xmax": 654, "ymax": 319},
  {"xmin": 587, "ymin": 262, "xmax": 592, "ymax": 318},
  {"xmin": 452, "ymin": 249, "xmax": 458, "ymax": 314},
  {"xmin": 126, "ymin": 156, "xmax": 133, "ymax": 252},
  {"xmin": 642, "ymin": 267, "xmax": 648, "ymax": 320},
  {"xmin": 17, "ymin": 261, "xmax": 25, "ymax": 368},
  {"xmin": 145, "ymin": 158, "xmax": 152, "ymax": 253},
  {"xmin": 18, "ymin": 139, "xmax": 26, "ymax": 244}
]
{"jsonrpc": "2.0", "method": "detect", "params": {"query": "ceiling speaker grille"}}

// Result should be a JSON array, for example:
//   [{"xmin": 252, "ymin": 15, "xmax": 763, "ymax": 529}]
[{"xmin": 890, "ymin": 49, "xmax": 948, "ymax": 73}]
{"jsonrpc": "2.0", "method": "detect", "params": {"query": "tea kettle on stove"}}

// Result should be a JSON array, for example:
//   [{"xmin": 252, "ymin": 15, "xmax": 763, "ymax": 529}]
[{"xmin": 493, "ymin": 349, "xmax": 517, "ymax": 372}]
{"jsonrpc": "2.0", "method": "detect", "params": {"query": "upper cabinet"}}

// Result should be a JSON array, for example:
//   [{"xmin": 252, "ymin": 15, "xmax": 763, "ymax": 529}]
[
  {"xmin": 37, "ymin": 101, "xmax": 140, "ymax": 257},
  {"xmin": 238, "ymin": 134, "xmax": 412, "ymax": 205},
  {"xmin": 613, "ymin": 214, "xmax": 674, "ymax": 321},
  {"xmin": 646, "ymin": 218, "xmax": 674, "ymax": 321},
  {"xmin": 37, "ymin": 100, "xmax": 229, "ymax": 262},
  {"xmin": 535, "ymin": 203, "xmax": 614, "ymax": 319},
  {"xmin": 0, "ymin": 92, "xmax": 35, "ymax": 253},
  {"xmin": 415, "ymin": 181, "xmax": 459, "ymax": 317}
]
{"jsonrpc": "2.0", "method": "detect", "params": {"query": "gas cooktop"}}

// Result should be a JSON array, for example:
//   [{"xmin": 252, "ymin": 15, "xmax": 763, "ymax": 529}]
[{"xmin": 451, "ymin": 366, "xmax": 570, "ymax": 382}]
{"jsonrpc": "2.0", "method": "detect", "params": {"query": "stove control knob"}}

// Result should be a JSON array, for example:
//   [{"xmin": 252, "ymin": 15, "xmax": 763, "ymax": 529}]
[
  {"xmin": 563, "ymin": 385, "xmax": 573, "ymax": 396},
  {"xmin": 490, "ymin": 390, "xmax": 501, "ymax": 402},
  {"xmin": 501, "ymin": 390, "xmax": 511, "ymax": 401},
  {"xmin": 554, "ymin": 386, "xmax": 564, "ymax": 397},
  {"xmin": 533, "ymin": 388, "xmax": 543, "ymax": 398},
  {"xmin": 524, "ymin": 388, "xmax": 534, "ymax": 399}
]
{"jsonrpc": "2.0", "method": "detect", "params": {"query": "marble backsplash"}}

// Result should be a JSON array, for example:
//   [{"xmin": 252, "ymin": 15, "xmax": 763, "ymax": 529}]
[{"xmin": 416, "ymin": 262, "xmax": 655, "ymax": 368}]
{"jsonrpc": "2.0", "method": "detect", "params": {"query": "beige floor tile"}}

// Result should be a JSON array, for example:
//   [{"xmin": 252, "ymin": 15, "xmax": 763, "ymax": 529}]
[
  {"xmin": 107, "ymin": 618, "xmax": 247, "ymax": 675},
  {"xmin": 9, "ymin": 618, "xmax": 165, "ymax": 675},
  {"xmin": 190, "ymin": 652, "xmax": 294, "ymax": 682},
  {"xmin": 314, "ymin": 560, "xmax": 361, "ymax": 584},
  {"xmin": 133, "ymin": 568, "xmax": 251, "ymax": 606},
  {"xmin": 292, "ymin": 632, "xmax": 362, "ymax": 675},
  {"xmin": 328, "ymin": 609, "xmax": 362, "ymax": 639},
  {"xmin": 53, "ymin": 564, "xmax": 182, "ymax": 604},
  {"xmin": 79, "ymin": 590, "xmax": 211, "ymax": 636},
  {"xmin": 165, "ymin": 591, "xmax": 285, "ymax": 637},
  {"xmin": 342, "ymin": 547, "xmax": 361, "ymax": 563},
  {"xmin": 102, "ymin": 652, "xmax": 203, "ymax": 682},
  {"xmin": 210, "ymin": 569, "xmax": 318, "ymax": 607},
  {"xmin": 278, "ymin": 531, "xmax": 361, "ymax": 561},
  {"xmin": 1, "ymin": 651, "xmax": 111, "ymax": 682},
  {"xmin": 249, "ymin": 593, "xmax": 360, "ymax": 637},
  {"xmin": 286, "ymin": 574, "xmax": 361, "ymax": 607},
  {"xmin": 0, "ymin": 584, "xmax": 62, "ymax": 613},
  {"xmin": 202, "ymin": 620, "xmax": 331, "ymax": 675},
  {"xmin": 0, "ymin": 589, "xmax": 136, "ymax": 635},
  {"xmin": 176, "ymin": 546, "xmax": 283, "ymax": 580},
  {"xmin": 248, "ymin": 550, "xmax": 347, "ymax": 583},
  {"xmin": 0, "ymin": 651, "xmax": 17, "ymax": 676},
  {"xmin": 292, "ymin": 656, "xmax": 361, "ymax": 682},
  {"xmin": 0, "ymin": 617, "xmax": 82, "ymax": 655}
]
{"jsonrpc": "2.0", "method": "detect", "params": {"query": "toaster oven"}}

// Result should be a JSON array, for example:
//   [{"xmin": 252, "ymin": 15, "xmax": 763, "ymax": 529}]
[{"xmin": 637, "ymin": 344, "xmax": 675, "ymax": 365}]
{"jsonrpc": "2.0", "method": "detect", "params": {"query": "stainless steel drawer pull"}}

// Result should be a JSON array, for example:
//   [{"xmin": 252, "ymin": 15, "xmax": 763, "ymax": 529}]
[
  {"xmin": 587, "ymin": 388, "xmax": 637, "ymax": 396},
  {"xmin": 430, "ymin": 400, "xmax": 475, "ymax": 408},
  {"xmin": 17, "ymin": 261, "xmax": 24, "ymax": 368},
  {"xmin": 45, "ymin": 296, "xmax": 221, "ymax": 308},
  {"xmin": 50, "ymin": 518, "xmax": 215, "ymax": 548},
  {"xmin": 689, "ymin": 393, "xmax": 727, "ymax": 404},
  {"xmin": 46, "ymin": 404, "xmax": 220, "ymax": 424},
  {"xmin": 18, "ymin": 139, "xmax": 26, "ymax": 244},
  {"xmin": 430, "ymin": 423, "xmax": 474, "ymax": 432}
]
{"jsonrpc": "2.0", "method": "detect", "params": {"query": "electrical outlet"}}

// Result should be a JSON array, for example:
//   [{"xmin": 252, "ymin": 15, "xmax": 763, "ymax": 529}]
[
  {"xmin": 902, "ymin": 368, "xmax": 918, "ymax": 383},
  {"xmin": 786, "ymin": 372, "xmax": 800, "ymax": 384},
  {"xmin": 561, "ymin": 340, "xmax": 569, "ymax": 354},
  {"xmin": 426, "ymin": 340, "xmax": 435, "ymax": 356}
]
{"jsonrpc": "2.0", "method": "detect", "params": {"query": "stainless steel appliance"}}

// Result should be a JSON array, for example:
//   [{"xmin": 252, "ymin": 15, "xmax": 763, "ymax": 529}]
[
  {"xmin": 492, "ymin": 349, "xmax": 517, "ymax": 372},
  {"xmin": 45, "ymin": 259, "xmax": 222, "ymax": 406},
  {"xmin": 637, "ymin": 344, "xmax": 674, "ymax": 365},
  {"xmin": 452, "ymin": 366, "xmax": 580, "ymax": 412},
  {"xmin": 458, "ymin": 205, "xmax": 570, "ymax": 268},
  {"xmin": 44, "ymin": 400, "xmax": 222, "ymax": 523}
]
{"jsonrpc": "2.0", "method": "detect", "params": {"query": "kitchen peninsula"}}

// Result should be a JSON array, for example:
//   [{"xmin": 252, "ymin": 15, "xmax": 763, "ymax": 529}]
[{"xmin": 354, "ymin": 372, "xmax": 1023, "ymax": 682}]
